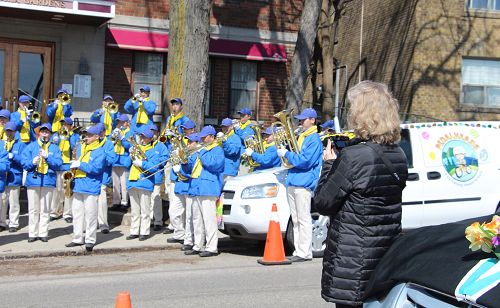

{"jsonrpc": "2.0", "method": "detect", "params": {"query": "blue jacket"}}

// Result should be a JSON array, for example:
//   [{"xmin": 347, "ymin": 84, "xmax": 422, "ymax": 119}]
[
  {"xmin": 73, "ymin": 143, "xmax": 106, "ymax": 196},
  {"xmin": 124, "ymin": 98, "xmax": 156, "ymax": 132},
  {"xmin": 22, "ymin": 141, "xmax": 63, "ymax": 188},
  {"xmin": 11, "ymin": 111, "xmax": 40, "ymax": 143},
  {"xmin": 179, "ymin": 152, "xmax": 199, "ymax": 196},
  {"xmin": 222, "ymin": 132, "xmax": 242, "ymax": 176},
  {"xmin": 251, "ymin": 144, "xmax": 281, "ymax": 171},
  {"xmin": 51, "ymin": 132, "xmax": 80, "ymax": 172},
  {"xmin": 153, "ymin": 140, "xmax": 169, "ymax": 185},
  {"xmin": 90, "ymin": 109, "xmax": 119, "ymax": 134},
  {"xmin": 234, "ymin": 122, "xmax": 255, "ymax": 143},
  {"xmin": 46, "ymin": 103, "xmax": 73, "ymax": 126},
  {"xmin": 189, "ymin": 145, "xmax": 224, "ymax": 197},
  {"xmin": 6, "ymin": 139, "xmax": 26, "ymax": 186},
  {"xmin": 126, "ymin": 144, "xmax": 160, "ymax": 192},
  {"xmin": 284, "ymin": 133, "xmax": 323, "ymax": 191},
  {"xmin": 113, "ymin": 129, "xmax": 134, "ymax": 168},
  {"xmin": 0, "ymin": 141, "xmax": 10, "ymax": 192},
  {"xmin": 102, "ymin": 138, "xmax": 118, "ymax": 185},
  {"xmin": 165, "ymin": 114, "xmax": 190, "ymax": 136}
]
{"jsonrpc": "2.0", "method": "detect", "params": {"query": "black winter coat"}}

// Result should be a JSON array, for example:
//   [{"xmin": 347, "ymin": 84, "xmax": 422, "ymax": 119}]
[{"xmin": 313, "ymin": 140, "xmax": 408, "ymax": 306}]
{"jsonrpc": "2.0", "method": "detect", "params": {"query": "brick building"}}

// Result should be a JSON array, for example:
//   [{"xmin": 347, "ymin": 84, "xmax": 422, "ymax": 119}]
[{"xmin": 323, "ymin": 0, "xmax": 500, "ymax": 123}]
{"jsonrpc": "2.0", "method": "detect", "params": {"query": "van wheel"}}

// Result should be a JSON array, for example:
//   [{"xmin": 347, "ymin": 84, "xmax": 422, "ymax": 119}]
[{"xmin": 285, "ymin": 215, "xmax": 328, "ymax": 258}]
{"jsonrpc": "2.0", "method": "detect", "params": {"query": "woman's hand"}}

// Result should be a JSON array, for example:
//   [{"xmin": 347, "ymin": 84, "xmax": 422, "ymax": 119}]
[{"xmin": 323, "ymin": 139, "xmax": 337, "ymax": 161}]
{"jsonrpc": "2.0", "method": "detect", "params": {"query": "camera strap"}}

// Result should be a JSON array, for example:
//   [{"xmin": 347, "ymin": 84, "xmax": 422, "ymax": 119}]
[{"xmin": 363, "ymin": 142, "xmax": 406, "ymax": 189}]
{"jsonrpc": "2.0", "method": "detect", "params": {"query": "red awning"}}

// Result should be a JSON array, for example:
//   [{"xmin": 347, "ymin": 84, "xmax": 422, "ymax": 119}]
[{"xmin": 106, "ymin": 27, "xmax": 287, "ymax": 62}]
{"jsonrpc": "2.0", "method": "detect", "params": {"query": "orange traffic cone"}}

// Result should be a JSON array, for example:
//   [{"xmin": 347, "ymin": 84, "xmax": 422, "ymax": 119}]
[
  {"xmin": 115, "ymin": 291, "xmax": 132, "ymax": 308},
  {"xmin": 257, "ymin": 203, "xmax": 292, "ymax": 265}
]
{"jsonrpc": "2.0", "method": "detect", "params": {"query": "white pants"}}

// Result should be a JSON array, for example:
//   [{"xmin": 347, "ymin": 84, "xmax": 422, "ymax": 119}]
[
  {"xmin": 27, "ymin": 187, "xmax": 54, "ymax": 238},
  {"xmin": 164, "ymin": 163, "xmax": 171, "ymax": 198},
  {"xmin": 192, "ymin": 196, "xmax": 218, "ymax": 253},
  {"xmin": 3, "ymin": 186, "xmax": 21, "ymax": 228},
  {"xmin": 51, "ymin": 171, "xmax": 72, "ymax": 219},
  {"xmin": 112, "ymin": 166, "xmax": 129, "ymax": 206},
  {"xmin": 287, "ymin": 186, "xmax": 313, "ymax": 259},
  {"xmin": 150, "ymin": 184, "xmax": 163, "ymax": 226},
  {"xmin": 71, "ymin": 193, "xmax": 98, "ymax": 245},
  {"xmin": 98, "ymin": 185, "xmax": 109, "ymax": 230},
  {"xmin": 183, "ymin": 196, "xmax": 195, "ymax": 246},
  {"xmin": 168, "ymin": 183, "xmax": 185, "ymax": 240},
  {"xmin": 0, "ymin": 192, "xmax": 6, "ymax": 227},
  {"xmin": 129, "ymin": 188, "xmax": 151, "ymax": 236}
]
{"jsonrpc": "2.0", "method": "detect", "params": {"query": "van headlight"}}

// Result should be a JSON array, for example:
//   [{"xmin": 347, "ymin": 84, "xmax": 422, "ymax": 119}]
[{"xmin": 241, "ymin": 183, "xmax": 279, "ymax": 199}]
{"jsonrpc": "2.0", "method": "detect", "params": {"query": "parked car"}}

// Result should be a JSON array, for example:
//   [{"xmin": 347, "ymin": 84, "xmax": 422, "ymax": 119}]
[{"xmin": 219, "ymin": 122, "xmax": 500, "ymax": 257}]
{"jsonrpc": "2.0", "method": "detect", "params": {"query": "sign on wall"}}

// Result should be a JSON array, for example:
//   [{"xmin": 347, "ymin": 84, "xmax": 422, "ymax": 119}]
[{"xmin": 73, "ymin": 74, "xmax": 91, "ymax": 98}]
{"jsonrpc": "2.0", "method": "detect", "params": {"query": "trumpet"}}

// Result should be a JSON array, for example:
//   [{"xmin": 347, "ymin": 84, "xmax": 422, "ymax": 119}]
[
  {"xmin": 271, "ymin": 109, "xmax": 300, "ymax": 168},
  {"xmin": 111, "ymin": 129, "xmax": 122, "ymax": 143},
  {"xmin": 107, "ymin": 101, "xmax": 119, "ymax": 114},
  {"xmin": 49, "ymin": 93, "xmax": 71, "ymax": 105},
  {"xmin": 58, "ymin": 128, "xmax": 70, "ymax": 140},
  {"xmin": 30, "ymin": 111, "xmax": 41, "ymax": 124},
  {"xmin": 131, "ymin": 93, "xmax": 142, "ymax": 103}
]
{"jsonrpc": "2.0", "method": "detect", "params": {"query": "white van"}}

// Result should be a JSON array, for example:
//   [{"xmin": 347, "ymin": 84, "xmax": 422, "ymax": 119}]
[{"xmin": 219, "ymin": 121, "xmax": 500, "ymax": 256}]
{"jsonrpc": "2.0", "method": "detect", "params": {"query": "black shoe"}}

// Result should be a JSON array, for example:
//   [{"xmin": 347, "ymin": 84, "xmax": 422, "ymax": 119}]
[
  {"xmin": 181, "ymin": 244, "xmax": 193, "ymax": 251},
  {"xmin": 119, "ymin": 205, "xmax": 130, "ymax": 212},
  {"xmin": 8, "ymin": 227, "xmax": 17, "ymax": 233},
  {"xmin": 101, "ymin": 228, "xmax": 109, "ymax": 234},
  {"xmin": 163, "ymin": 228, "xmax": 174, "ymax": 234},
  {"xmin": 199, "ymin": 251, "xmax": 219, "ymax": 257},
  {"xmin": 126, "ymin": 235, "xmax": 139, "ymax": 240},
  {"xmin": 139, "ymin": 235, "xmax": 149, "ymax": 241},
  {"xmin": 49, "ymin": 215, "xmax": 61, "ymax": 222},
  {"xmin": 64, "ymin": 217, "xmax": 73, "ymax": 223},
  {"xmin": 287, "ymin": 256, "xmax": 311, "ymax": 263},
  {"xmin": 85, "ymin": 244, "xmax": 94, "ymax": 252},
  {"xmin": 184, "ymin": 249, "xmax": 200, "ymax": 255},
  {"xmin": 65, "ymin": 242, "xmax": 84, "ymax": 247},
  {"xmin": 110, "ymin": 204, "xmax": 121, "ymax": 211},
  {"xmin": 167, "ymin": 237, "xmax": 183, "ymax": 244},
  {"xmin": 28, "ymin": 237, "xmax": 38, "ymax": 243},
  {"xmin": 153, "ymin": 225, "xmax": 162, "ymax": 231},
  {"xmin": 39, "ymin": 237, "xmax": 48, "ymax": 242}
]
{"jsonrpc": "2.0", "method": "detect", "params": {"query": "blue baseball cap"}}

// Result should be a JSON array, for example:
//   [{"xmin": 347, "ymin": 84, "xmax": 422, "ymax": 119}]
[
  {"xmin": 0, "ymin": 109, "xmax": 10, "ymax": 119},
  {"xmin": 320, "ymin": 120, "xmax": 334, "ymax": 129},
  {"xmin": 263, "ymin": 127, "xmax": 277, "ymax": 135},
  {"xmin": 60, "ymin": 117, "xmax": 73, "ymax": 125},
  {"xmin": 198, "ymin": 125, "xmax": 216, "ymax": 138},
  {"xmin": 95, "ymin": 123, "xmax": 105, "ymax": 134},
  {"xmin": 181, "ymin": 119, "xmax": 196, "ymax": 129},
  {"xmin": 39, "ymin": 123, "xmax": 52, "ymax": 132},
  {"xmin": 220, "ymin": 118, "xmax": 233, "ymax": 127},
  {"xmin": 139, "ymin": 126, "xmax": 154, "ymax": 139},
  {"xmin": 57, "ymin": 88, "xmax": 68, "ymax": 95},
  {"xmin": 90, "ymin": 116, "xmax": 100, "ymax": 124},
  {"xmin": 170, "ymin": 98, "xmax": 183, "ymax": 105},
  {"xmin": 18, "ymin": 95, "xmax": 30, "ymax": 103},
  {"xmin": 187, "ymin": 133, "xmax": 200, "ymax": 142},
  {"xmin": 294, "ymin": 108, "xmax": 318, "ymax": 120},
  {"xmin": 140, "ymin": 86, "xmax": 151, "ymax": 92},
  {"xmin": 237, "ymin": 108, "xmax": 252, "ymax": 116},
  {"xmin": 117, "ymin": 114, "xmax": 129, "ymax": 122},
  {"xmin": 149, "ymin": 124, "xmax": 159, "ymax": 132},
  {"xmin": 4, "ymin": 121, "xmax": 16, "ymax": 131},
  {"xmin": 103, "ymin": 94, "xmax": 113, "ymax": 100},
  {"xmin": 86, "ymin": 124, "xmax": 102, "ymax": 135}
]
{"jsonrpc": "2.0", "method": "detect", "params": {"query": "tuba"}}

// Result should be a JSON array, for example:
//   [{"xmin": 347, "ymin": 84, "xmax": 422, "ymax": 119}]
[
  {"xmin": 271, "ymin": 109, "xmax": 300, "ymax": 168},
  {"xmin": 242, "ymin": 123, "xmax": 264, "ymax": 169}
]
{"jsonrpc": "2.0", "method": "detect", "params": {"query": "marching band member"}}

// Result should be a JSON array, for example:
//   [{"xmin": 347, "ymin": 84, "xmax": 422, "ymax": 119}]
[
  {"xmin": 0, "ymin": 109, "xmax": 11, "ymax": 140},
  {"xmin": 50, "ymin": 117, "xmax": 79, "ymax": 223},
  {"xmin": 124, "ymin": 86, "xmax": 156, "ymax": 132},
  {"xmin": 126, "ymin": 126, "xmax": 160, "ymax": 241},
  {"xmin": 90, "ymin": 95, "xmax": 119, "ymax": 136},
  {"xmin": 0, "ymin": 128, "xmax": 9, "ymax": 232},
  {"xmin": 320, "ymin": 119, "xmax": 335, "ymax": 134},
  {"xmin": 149, "ymin": 124, "xmax": 169, "ymax": 231},
  {"xmin": 65, "ymin": 124, "xmax": 106, "ymax": 252},
  {"xmin": 277, "ymin": 108, "xmax": 322, "ymax": 262},
  {"xmin": 182, "ymin": 125, "xmax": 224, "ymax": 257},
  {"xmin": 111, "ymin": 114, "xmax": 133, "ymax": 211},
  {"xmin": 218, "ymin": 118, "xmax": 242, "ymax": 181},
  {"xmin": 165, "ymin": 119, "xmax": 196, "ymax": 240},
  {"xmin": 12, "ymin": 95, "xmax": 40, "ymax": 144},
  {"xmin": 234, "ymin": 108, "xmax": 255, "ymax": 141},
  {"xmin": 164, "ymin": 98, "xmax": 189, "ymax": 135},
  {"xmin": 21, "ymin": 123, "xmax": 62, "ymax": 242},
  {"xmin": 97, "ymin": 123, "xmax": 118, "ymax": 234},
  {"xmin": 2, "ymin": 122, "xmax": 26, "ymax": 232},
  {"xmin": 244, "ymin": 127, "xmax": 281, "ymax": 171},
  {"xmin": 46, "ymin": 88, "xmax": 73, "ymax": 133}
]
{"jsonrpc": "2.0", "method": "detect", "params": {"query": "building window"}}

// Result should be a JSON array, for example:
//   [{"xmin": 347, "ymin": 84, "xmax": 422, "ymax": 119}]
[
  {"xmin": 462, "ymin": 58, "xmax": 500, "ymax": 107},
  {"xmin": 230, "ymin": 61, "xmax": 257, "ymax": 117},
  {"xmin": 467, "ymin": 0, "xmax": 500, "ymax": 10},
  {"xmin": 133, "ymin": 52, "xmax": 164, "ymax": 114}
]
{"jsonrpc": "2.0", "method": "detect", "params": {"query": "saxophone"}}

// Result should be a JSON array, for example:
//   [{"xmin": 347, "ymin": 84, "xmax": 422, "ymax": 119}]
[{"xmin": 271, "ymin": 109, "xmax": 300, "ymax": 168}]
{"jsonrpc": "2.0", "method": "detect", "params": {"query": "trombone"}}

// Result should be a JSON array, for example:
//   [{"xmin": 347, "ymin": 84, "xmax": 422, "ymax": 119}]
[{"xmin": 48, "ymin": 93, "xmax": 71, "ymax": 105}]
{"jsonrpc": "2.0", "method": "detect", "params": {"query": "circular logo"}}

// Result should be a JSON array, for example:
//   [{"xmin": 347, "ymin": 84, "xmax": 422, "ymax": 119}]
[{"xmin": 441, "ymin": 140, "xmax": 479, "ymax": 182}]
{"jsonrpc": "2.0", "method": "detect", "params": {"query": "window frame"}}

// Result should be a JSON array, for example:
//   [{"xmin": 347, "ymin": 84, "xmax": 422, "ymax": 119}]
[
  {"xmin": 460, "ymin": 57, "xmax": 500, "ymax": 108},
  {"xmin": 228, "ymin": 60, "xmax": 258, "ymax": 118},
  {"xmin": 466, "ymin": 0, "xmax": 500, "ymax": 11},
  {"xmin": 131, "ymin": 51, "xmax": 166, "ymax": 115}
]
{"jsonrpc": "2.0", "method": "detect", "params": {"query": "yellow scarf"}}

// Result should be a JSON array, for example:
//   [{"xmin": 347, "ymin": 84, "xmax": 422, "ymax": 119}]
[
  {"xmin": 239, "ymin": 120, "xmax": 251, "ymax": 131},
  {"xmin": 136, "ymin": 98, "xmax": 149, "ymax": 125},
  {"xmin": 0, "ymin": 126, "xmax": 5, "ymax": 141},
  {"xmin": 59, "ymin": 132, "xmax": 72, "ymax": 164},
  {"xmin": 103, "ymin": 108, "xmax": 113, "ymax": 136},
  {"xmin": 191, "ymin": 141, "xmax": 220, "ymax": 179},
  {"xmin": 4, "ymin": 139, "xmax": 14, "ymax": 152},
  {"xmin": 114, "ymin": 127, "xmax": 130, "ymax": 155},
  {"xmin": 52, "ymin": 103, "xmax": 64, "ymax": 132},
  {"xmin": 167, "ymin": 111, "xmax": 184, "ymax": 129},
  {"xmin": 128, "ymin": 143, "xmax": 154, "ymax": 181},
  {"xmin": 263, "ymin": 141, "xmax": 275, "ymax": 150},
  {"xmin": 226, "ymin": 129, "xmax": 234, "ymax": 140},
  {"xmin": 75, "ymin": 140, "xmax": 102, "ymax": 178},
  {"xmin": 297, "ymin": 126, "xmax": 318, "ymax": 151},
  {"xmin": 19, "ymin": 108, "xmax": 30, "ymax": 143},
  {"xmin": 36, "ymin": 140, "xmax": 50, "ymax": 175}
]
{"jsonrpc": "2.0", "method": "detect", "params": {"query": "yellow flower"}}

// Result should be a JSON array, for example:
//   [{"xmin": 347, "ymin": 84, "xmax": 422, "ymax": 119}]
[
  {"xmin": 465, "ymin": 222, "xmax": 492, "ymax": 253},
  {"xmin": 484, "ymin": 215, "xmax": 500, "ymax": 233}
]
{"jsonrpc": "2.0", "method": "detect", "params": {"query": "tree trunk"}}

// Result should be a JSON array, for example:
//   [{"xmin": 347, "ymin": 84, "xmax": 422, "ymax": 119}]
[
  {"xmin": 165, "ymin": 0, "xmax": 210, "ymax": 129},
  {"xmin": 285, "ymin": 0, "xmax": 322, "ymax": 113},
  {"xmin": 319, "ymin": 0, "xmax": 335, "ymax": 117}
]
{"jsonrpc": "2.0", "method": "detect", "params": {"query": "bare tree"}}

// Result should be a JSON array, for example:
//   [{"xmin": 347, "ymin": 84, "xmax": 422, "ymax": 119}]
[{"xmin": 165, "ymin": 0, "xmax": 211, "ymax": 128}]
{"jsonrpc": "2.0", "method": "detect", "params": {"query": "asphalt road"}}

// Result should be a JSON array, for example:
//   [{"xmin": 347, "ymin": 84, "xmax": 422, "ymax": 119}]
[{"xmin": 0, "ymin": 241, "xmax": 332, "ymax": 308}]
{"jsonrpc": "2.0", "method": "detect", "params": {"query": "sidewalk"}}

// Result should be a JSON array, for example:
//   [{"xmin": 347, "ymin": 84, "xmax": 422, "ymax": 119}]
[{"xmin": 0, "ymin": 213, "xmax": 191, "ymax": 260}]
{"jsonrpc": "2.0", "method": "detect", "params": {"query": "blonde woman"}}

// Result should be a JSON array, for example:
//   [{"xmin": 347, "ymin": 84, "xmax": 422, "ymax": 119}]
[{"xmin": 313, "ymin": 80, "xmax": 408, "ymax": 307}]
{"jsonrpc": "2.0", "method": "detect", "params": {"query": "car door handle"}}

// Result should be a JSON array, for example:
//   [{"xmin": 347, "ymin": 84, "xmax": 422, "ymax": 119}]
[
  {"xmin": 427, "ymin": 171, "xmax": 441, "ymax": 180},
  {"xmin": 407, "ymin": 173, "xmax": 419, "ymax": 181}
]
